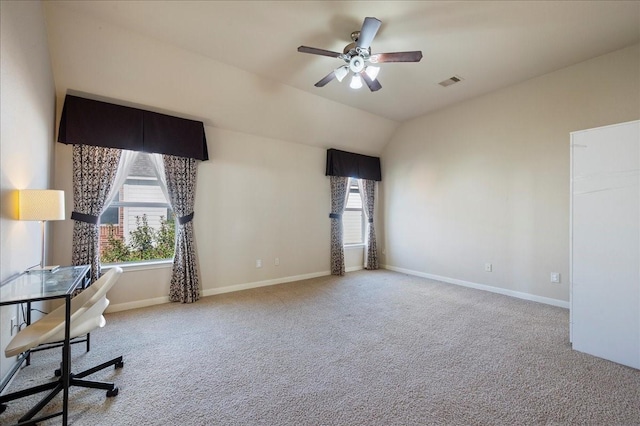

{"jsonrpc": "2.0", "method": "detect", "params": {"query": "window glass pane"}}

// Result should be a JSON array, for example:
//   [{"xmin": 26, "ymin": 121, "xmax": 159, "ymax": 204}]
[
  {"xmin": 343, "ymin": 210, "xmax": 363, "ymax": 244},
  {"xmin": 99, "ymin": 153, "xmax": 175, "ymax": 264},
  {"xmin": 346, "ymin": 189, "xmax": 362, "ymax": 209},
  {"xmin": 343, "ymin": 178, "xmax": 364, "ymax": 245},
  {"xmin": 100, "ymin": 205, "xmax": 119, "ymax": 225}
]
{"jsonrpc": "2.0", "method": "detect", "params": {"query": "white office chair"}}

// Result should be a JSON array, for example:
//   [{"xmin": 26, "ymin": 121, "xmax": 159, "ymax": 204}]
[{"xmin": 0, "ymin": 267, "xmax": 124, "ymax": 422}]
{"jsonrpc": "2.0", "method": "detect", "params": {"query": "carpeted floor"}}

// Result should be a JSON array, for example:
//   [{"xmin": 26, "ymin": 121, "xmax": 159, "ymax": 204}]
[{"xmin": 1, "ymin": 270, "xmax": 639, "ymax": 425}]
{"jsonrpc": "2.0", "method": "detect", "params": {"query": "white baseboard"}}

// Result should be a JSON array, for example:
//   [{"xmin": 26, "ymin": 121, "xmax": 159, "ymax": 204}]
[
  {"xmin": 107, "ymin": 270, "xmax": 339, "ymax": 312},
  {"xmin": 381, "ymin": 264, "xmax": 569, "ymax": 309},
  {"xmin": 106, "ymin": 296, "xmax": 170, "ymax": 313},
  {"xmin": 202, "ymin": 270, "xmax": 332, "ymax": 297}
]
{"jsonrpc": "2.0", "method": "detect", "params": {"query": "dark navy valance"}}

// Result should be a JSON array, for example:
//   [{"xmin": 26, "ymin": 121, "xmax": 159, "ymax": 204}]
[
  {"xmin": 325, "ymin": 149, "xmax": 381, "ymax": 181},
  {"xmin": 58, "ymin": 94, "xmax": 209, "ymax": 161}
]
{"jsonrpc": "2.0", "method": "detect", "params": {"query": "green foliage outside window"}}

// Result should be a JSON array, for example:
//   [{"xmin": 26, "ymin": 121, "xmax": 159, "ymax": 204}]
[{"xmin": 101, "ymin": 214, "xmax": 175, "ymax": 263}]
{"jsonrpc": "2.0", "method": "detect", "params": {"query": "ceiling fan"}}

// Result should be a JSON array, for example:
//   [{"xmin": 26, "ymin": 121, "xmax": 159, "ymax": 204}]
[{"xmin": 297, "ymin": 17, "xmax": 423, "ymax": 92}]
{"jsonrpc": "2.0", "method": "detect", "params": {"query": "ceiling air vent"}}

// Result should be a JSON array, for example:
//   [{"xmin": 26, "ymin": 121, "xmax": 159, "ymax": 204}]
[{"xmin": 438, "ymin": 75, "xmax": 463, "ymax": 87}]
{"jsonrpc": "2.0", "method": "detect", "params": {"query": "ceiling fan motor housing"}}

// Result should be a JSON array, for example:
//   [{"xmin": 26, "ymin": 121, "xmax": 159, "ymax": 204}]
[{"xmin": 349, "ymin": 56, "xmax": 366, "ymax": 73}]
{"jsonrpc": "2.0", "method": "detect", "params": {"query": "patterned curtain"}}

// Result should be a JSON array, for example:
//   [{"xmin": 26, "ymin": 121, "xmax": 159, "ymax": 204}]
[
  {"xmin": 72, "ymin": 144, "xmax": 122, "ymax": 282},
  {"xmin": 358, "ymin": 179, "xmax": 379, "ymax": 270},
  {"xmin": 163, "ymin": 154, "xmax": 200, "ymax": 303},
  {"xmin": 330, "ymin": 176, "xmax": 350, "ymax": 276}
]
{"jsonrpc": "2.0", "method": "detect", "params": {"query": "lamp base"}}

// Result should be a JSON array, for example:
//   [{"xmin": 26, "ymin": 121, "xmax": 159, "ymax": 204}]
[{"xmin": 28, "ymin": 265, "xmax": 60, "ymax": 273}]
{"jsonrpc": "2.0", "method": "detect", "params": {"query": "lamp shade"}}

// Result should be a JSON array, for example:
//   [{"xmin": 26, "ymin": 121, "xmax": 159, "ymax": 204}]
[
  {"xmin": 19, "ymin": 190, "xmax": 65, "ymax": 221},
  {"xmin": 350, "ymin": 74, "xmax": 363, "ymax": 89},
  {"xmin": 334, "ymin": 65, "xmax": 349, "ymax": 82},
  {"xmin": 365, "ymin": 66, "xmax": 380, "ymax": 80}
]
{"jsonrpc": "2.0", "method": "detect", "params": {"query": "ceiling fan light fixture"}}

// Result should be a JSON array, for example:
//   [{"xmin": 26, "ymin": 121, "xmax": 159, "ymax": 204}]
[
  {"xmin": 350, "ymin": 74, "xmax": 363, "ymax": 89},
  {"xmin": 334, "ymin": 66, "xmax": 348, "ymax": 82},
  {"xmin": 365, "ymin": 66, "xmax": 380, "ymax": 81}
]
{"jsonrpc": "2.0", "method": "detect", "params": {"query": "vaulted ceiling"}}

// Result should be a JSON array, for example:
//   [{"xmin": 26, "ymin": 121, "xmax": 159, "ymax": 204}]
[{"xmin": 43, "ymin": 1, "xmax": 639, "ymax": 154}]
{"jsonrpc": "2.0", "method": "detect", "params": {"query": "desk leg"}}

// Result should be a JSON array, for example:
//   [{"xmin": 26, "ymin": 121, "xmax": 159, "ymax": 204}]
[
  {"xmin": 26, "ymin": 302, "xmax": 32, "ymax": 366},
  {"xmin": 62, "ymin": 294, "xmax": 71, "ymax": 425}
]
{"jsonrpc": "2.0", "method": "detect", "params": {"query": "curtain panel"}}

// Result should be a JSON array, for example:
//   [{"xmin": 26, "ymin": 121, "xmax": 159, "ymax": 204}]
[
  {"xmin": 104, "ymin": 150, "xmax": 139, "ymax": 207},
  {"xmin": 358, "ymin": 179, "xmax": 379, "ymax": 270},
  {"xmin": 162, "ymin": 155, "xmax": 200, "ymax": 303},
  {"xmin": 71, "ymin": 144, "xmax": 122, "ymax": 282},
  {"xmin": 330, "ymin": 176, "xmax": 350, "ymax": 276}
]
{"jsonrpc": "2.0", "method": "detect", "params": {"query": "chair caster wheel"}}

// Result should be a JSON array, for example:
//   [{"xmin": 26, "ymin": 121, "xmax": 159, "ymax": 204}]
[
  {"xmin": 106, "ymin": 387, "xmax": 119, "ymax": 397},
  {"xmin": 115, "ymin": 361, "xmax": 124, "ymax": 369},
  {"xmin": 54, "ymin": 368, "xmax": 61, "ymax": 377}
]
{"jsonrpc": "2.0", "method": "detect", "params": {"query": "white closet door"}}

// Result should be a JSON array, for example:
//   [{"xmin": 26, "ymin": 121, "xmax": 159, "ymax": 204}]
[{"xmin": 570, "ymin": 120, "xmax": 639, "ymax": 369}]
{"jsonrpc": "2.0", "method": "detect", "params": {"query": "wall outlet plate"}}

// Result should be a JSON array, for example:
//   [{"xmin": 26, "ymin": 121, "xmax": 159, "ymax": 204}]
[
  {"xmin": 484, "ymin": 263, "xmax": 492, "ymax": 272},
  {"xmin": 551, "ymin": 272, "xmax": 561, "ymax": 283}
]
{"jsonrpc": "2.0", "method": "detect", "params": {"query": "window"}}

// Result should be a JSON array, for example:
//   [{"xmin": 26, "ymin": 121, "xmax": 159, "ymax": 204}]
[
  {"xmin": 99, "ymin": 153, "xmax": 175, "ymax": 264},
  {"xmin": 343, "ymin": 178, "xmax": 364, "ymax": 245}
]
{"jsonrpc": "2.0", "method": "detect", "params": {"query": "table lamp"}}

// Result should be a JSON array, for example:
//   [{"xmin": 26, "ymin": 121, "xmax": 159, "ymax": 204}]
[{"xmin": 19, "ymin": 189, "xmax": 65, "ymax": 271}]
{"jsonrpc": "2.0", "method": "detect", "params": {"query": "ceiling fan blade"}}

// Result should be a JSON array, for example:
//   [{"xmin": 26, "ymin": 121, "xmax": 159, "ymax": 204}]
[
  {"xmin": 370, "ymin": 51, "xmax": 423, "ymax": 63},
  {"xmin": 314, "ymin": 70, "xmax": 337, "ymax": 87},
  {"xmin": 361, "ymin": 71, "xmax": 382, "ymax": 92},
  {"xmin": 298, "ymin": 46, "xmax": 342, "ymax": 58},
  {"xmin": 356, "ymin": 17, "xmax": 382, "ymax": 49}
]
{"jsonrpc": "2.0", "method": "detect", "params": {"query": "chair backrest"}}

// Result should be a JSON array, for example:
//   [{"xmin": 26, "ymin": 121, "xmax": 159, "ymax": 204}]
[
  {"xmin": 55, "ymin": 267, "xmax": 121, "ymax": 322},
  {"xmin": 43, "ymin": 267, "xmax": 123, "ymax": 344},
  {"xmin": 85, "ymin": 267, "xmax": 122, "ymax": 305}
]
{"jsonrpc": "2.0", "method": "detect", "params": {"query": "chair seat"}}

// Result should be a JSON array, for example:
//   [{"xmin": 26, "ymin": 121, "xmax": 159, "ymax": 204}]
[{"xmin": 5, "ymin": 315, "xmax": 63, "ymax": 359}]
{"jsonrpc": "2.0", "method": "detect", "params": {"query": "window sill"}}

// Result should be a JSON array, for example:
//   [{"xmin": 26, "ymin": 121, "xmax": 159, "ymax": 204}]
[
  {"xmin": 344, "ymin": 244, "xmax": 365, "ymax": 250},
  {"xmin": 101, "ymin": 259, "xmax": 173, "ymax": 272}
]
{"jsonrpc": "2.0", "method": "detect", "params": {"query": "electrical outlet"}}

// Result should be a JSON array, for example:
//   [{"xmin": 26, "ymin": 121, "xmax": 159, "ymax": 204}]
[
  {"xmin": 10, "ymin": 316, "xmax": 17, "ymax": 336},
  {"xmin": 256, "ymin": 259, "xmax": 262, "ymax": 268},
  {"xmin": 550, "ymin": 272, "xmax": 561, "ymax": 283},
  {"xmin": 275, "ymin": 257, "xmax": 280, "ymax": 266},
  {"xmin": 484, "ymin": 263, "xmax": 492, "ymax": 272}
]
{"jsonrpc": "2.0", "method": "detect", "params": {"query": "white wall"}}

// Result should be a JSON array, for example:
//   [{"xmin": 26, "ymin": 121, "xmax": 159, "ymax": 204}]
[
  {"xmin": 197, "ymin": 128, "xmax": 330, "ymax": 289},
  {"xmin": 0, "ymin": 1, "xmax": 56, "ymax": 380},
  {"xmin": 380, "ymin": 44, "xmax": 640, "ymax": 305}
]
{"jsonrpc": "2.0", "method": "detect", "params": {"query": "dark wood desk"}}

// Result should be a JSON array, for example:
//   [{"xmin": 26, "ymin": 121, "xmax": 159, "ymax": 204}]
[{"xmin": 0, "ymin": 265, "xmax": 90, "ymax": 426}]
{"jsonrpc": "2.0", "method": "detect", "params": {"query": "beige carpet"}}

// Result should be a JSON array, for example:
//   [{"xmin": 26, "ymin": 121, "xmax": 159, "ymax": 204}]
[{"xmin": 1, "ymin": 270, "xmax": 639, "ymax": 425}]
